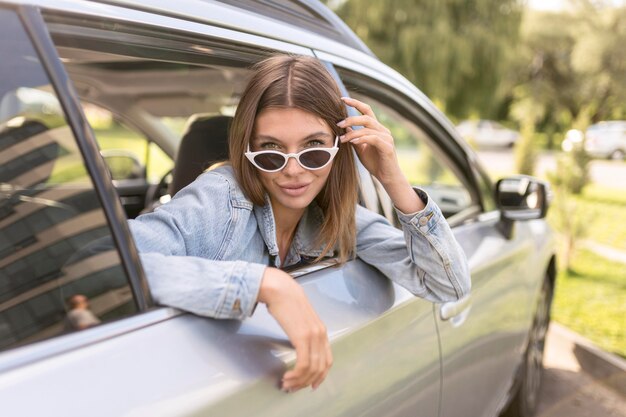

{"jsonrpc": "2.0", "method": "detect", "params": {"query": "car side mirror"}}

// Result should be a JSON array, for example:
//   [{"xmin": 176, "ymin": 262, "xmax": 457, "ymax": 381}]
[
  {"xmin": 495, "ymin": 176, "xmax": 549, "ymax": 221},
  {"xmin": 495, "ymin": 176, "xmax": 550, "ymax": 238},
  {"xmin": 101, "ymin": 150, "xmax": 146, "ymax": 181}
]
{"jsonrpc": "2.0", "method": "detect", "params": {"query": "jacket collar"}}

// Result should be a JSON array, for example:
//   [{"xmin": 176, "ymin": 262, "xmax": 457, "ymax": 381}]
[{"xmin": 253, "ymin": 195, "xmax": 330, "ymax": 263}]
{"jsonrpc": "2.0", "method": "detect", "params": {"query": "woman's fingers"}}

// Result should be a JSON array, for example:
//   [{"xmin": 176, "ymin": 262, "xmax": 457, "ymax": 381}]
[
  {"xmin": 258, "ymin": 268, "xmax": 332, "ymax": 393},
  {"xmin": 340, "ymin": 127, "xmax": 392, "ymax": 144},
  {"xmin": 312, "ymin": 339, "xmax": 333, "ymax": 390},
  {"xmin": 337, "ymin": 114, "xmax": 383, "ymax": 130},
  {"xmin": 341, "ymin": 96, "xmax": 376, "ymax": 117},
  {"xmin": 282, "ymin": 321, "xmax": 329, "ymax": 391},
  {"xmin": 349, "ymin": 134, "xmax": 395, "ymax": 153},
  {"xmin": 283, "ymin": 340, "xmax": 311, "ymax": 390}
]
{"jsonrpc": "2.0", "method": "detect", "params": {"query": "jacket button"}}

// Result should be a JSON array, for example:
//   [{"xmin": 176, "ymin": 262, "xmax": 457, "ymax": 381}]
[{"xmin": 418, "ymin": 216, "xmax": 429, "ymax": 226}]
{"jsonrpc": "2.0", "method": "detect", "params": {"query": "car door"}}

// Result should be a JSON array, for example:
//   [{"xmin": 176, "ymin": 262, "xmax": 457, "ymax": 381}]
[
  {"xmin": 328, "ymin": 56, "xmax": 538, "ymax": 417},
  {"xmin": 1, "ymin": 3, "xmax": 441, "ymax": 417}
]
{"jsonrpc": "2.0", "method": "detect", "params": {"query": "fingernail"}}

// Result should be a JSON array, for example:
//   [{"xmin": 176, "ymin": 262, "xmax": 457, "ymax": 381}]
[
  {"xmin": 339, "ymin": 134, "xmax": 346, "ymax": 141},
  {"xmin": 350, "ymin": 138, "xmax": 361, "ymax": 143},
  {"xmin": 336, "ymin": 120, "xmax": 346, "ymax": 127}
]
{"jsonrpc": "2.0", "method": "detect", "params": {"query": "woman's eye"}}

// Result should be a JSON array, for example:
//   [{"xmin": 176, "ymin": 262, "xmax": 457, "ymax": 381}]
[
  {"xmin": 304, "ymin": 139, "xmax": 325, "ymax": 148},
  {"xmin": 260, "ymin": 142, "xmax": 280, "ymax": 150}
]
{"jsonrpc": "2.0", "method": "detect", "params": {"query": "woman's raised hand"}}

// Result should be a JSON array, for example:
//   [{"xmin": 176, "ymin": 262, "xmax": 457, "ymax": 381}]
[
  {"xmin": 338, "ymin": 96, "xmax": 425, "ymax": 214},
  {"xmin": 337, "ymin": 96, "xmax": 403, "ymax": 186},
  {"xmin": 257, "ymin": 267, "xmax": 332, "ymax": 392}
]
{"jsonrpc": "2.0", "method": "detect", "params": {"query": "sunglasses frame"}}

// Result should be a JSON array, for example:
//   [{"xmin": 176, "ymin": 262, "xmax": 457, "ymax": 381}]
[{"xmin": 245, "ymin": 136, "xmax": 339, "ymax": 172}]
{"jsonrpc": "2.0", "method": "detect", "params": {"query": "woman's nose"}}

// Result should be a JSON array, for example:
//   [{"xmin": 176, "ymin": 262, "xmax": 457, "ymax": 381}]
[{"xmin": 282, "ymin": 155, "xmax": 305, "ymax": 175}]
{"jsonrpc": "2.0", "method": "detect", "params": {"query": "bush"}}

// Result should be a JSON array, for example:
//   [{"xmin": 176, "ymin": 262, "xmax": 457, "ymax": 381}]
[
  {"xmin": 547, "ymin": 186, "xmax": 588, "ymax": 271},
  {"xmin": 549, "ymin": 148, "xmax": 590, "ymax": 195}
]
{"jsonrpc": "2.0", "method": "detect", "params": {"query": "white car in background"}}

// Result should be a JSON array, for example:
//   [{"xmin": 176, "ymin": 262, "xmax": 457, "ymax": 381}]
[
  {"xmin": 456, "ymin": 119, "xmax": 520, "ymax": 148},
  {"xmin": 562, "ymin": 121, "xmax": 626, "ymax": 161}
]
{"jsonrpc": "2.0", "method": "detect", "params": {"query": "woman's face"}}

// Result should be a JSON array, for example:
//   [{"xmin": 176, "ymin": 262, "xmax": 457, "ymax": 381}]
[{"xmin": 251, "ymin": 107, "xmax": 335, "ymax": 215}]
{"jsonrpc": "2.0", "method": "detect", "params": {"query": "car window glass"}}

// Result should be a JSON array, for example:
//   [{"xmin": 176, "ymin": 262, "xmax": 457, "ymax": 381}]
[
  {"xmin": 0, "ymin": 9, "xmax": 137, "ymax": 353},
  {"xmin": 348, "ymin": 91, "xmax": 472, "ymax": 218}
]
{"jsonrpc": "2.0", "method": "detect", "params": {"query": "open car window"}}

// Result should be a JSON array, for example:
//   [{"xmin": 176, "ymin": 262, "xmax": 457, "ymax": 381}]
[
  {"xmin": 43, "ymin": 11, "xmax": 344, "ymax": 277},
  {"xmin": 347, "ymin": 92, "xmax": 473, "ymax": 220},
  {"xmin": 45, "ymin": 14, "xmax": 257, "ymax": 218}
]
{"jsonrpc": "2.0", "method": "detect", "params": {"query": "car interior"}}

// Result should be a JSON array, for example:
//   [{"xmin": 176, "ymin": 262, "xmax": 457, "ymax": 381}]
[
  {"xmin": 47, "ymin": 36, "xmax": 475, "ymax": 223},
  {"xmin": 52, "ymin": 44, "xmax": 252, "ymax": 218}
]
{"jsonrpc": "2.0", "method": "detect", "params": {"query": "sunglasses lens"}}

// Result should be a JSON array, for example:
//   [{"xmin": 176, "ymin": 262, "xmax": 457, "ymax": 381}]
[
  {"xmin": 299, "ymin": 150, "xmax": 331, "ymax": 169},
  {"xmin": 253, "ymin": 153, "xmax": 286, "ymax": 171}
]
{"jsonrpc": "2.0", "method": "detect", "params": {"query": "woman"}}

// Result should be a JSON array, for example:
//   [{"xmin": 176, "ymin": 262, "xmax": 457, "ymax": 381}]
[{"xmin": 129, "ymin": 55, "xmax": 470, "ymax": 393}]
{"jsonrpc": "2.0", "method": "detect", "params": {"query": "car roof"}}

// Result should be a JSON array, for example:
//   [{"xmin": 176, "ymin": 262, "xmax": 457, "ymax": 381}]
[{"xmin": 87, "ymin": 0, "xmax": 374, "ymax": 57}]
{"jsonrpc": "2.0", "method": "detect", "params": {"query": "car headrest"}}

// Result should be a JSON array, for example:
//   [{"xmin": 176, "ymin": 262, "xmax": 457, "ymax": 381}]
[{"xmin": 169, "ymin": 114, "xmax": 232, "ymax": 196}]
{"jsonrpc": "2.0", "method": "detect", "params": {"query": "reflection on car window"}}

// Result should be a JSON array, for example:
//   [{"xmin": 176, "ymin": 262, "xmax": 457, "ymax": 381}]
[
  {"xmin": 0, "ymin": 10, "xmax": 137, "ymax": 352},
  {"xmin": 348, "ymin": 91, "xmax": 472, "ymax": 218}
]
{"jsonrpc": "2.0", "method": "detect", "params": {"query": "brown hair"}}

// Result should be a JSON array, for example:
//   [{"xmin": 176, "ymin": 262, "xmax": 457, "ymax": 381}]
[{"xmin": 229, "ymin": 54, "xmax": 358, "ymax": 264}]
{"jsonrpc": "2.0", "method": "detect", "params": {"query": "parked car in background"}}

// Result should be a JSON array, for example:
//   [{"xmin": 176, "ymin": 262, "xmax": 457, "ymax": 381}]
[
  {"xmin": 561, "ymin": 121, "xmax": 626, "ymax": 160},
  {"xmin": 0, "ymin": 1, "xmax": 556, "ymax": 417},
  {"xmin": 456, "ymin": 119, "xmax": 520, "ymax": 148}
]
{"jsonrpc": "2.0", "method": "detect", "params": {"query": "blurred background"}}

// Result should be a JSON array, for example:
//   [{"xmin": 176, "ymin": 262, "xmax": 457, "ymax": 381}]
[{"xmin": 324, "ymin": 0, "xmax": 625, "ymax": 359}]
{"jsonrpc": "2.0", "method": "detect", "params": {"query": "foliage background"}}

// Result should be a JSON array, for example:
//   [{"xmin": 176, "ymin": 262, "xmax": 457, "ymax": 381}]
[{"xmin": 326, "ymin": 0, "xmax": 626, "ymax": 143}]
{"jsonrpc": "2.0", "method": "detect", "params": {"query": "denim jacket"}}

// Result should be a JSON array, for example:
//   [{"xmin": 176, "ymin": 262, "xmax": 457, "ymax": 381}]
[{"xmin": 128, "ymin": 165, "xmax": 470, "ymax": 320}]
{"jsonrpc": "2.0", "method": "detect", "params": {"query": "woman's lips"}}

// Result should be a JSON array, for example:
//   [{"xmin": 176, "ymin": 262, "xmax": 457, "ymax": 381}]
[{"xmin": 278, "ymin": 183, "xmax": 310, "ymax": 197}]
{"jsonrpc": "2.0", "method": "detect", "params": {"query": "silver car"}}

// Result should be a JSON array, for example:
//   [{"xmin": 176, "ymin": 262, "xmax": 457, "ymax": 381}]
[
  {"xmin": 562, "ymin": 121, "xmax": 626, "ymax": 160},
  {"xmin": 0, "ymin": 1, "xmax": 556, "ymax": 417},
  {"xmin": 456, "ymin": 120, "xmax": 520, "ymax": 148}
]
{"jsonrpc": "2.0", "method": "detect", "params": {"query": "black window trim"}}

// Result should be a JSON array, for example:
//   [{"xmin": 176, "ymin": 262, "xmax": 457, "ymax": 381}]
[{"xmin": 15, "ymin": 5, "xmax": 153, "ymax": 311}]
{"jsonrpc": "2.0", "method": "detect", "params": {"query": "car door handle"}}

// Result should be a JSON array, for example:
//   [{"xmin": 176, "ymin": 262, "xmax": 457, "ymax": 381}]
[{"xmin": 440, "ymin": 294, "xmax": 472, "ymax": 321}]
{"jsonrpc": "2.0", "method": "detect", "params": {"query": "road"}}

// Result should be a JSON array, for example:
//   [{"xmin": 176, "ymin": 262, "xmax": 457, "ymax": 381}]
[
  {"xmin": 535, "ymin": 324, "xmax": 626, "ymax": 417},
  {"xmin": 476, "ymin": 149, "xmax": 626, "ymax": 190}
]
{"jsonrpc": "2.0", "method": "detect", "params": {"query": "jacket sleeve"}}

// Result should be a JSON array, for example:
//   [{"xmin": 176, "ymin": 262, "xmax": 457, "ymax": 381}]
[
  {"xmin": 128, "ymin": 172, "xmax": 265, "ymax": 319},
  {"xmin": 355, "ymin": 188, "xmax": 471, "ymax": 302}
]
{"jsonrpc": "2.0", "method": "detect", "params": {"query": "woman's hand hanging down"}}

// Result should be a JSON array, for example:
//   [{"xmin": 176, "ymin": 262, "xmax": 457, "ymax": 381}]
[
  {"xmin": 257, "ymin": 267, "xmax": 333, "ymax": 392},
  {"xmin": 338, "ymin": 96, "xmax": 426, "ymax": 214}
]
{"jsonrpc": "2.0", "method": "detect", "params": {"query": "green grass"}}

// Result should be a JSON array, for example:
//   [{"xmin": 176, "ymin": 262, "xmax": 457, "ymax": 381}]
[
  {"xmin": 552, "ymin": 248, "xmax": 626, "ymax": 358},
  {"xmin": 571, "ymin": 185, "xmax": 626, "ymax": 250},
  {"xmin": 546, "ymin": 184, "xmax": 626, "ymax": 357}
]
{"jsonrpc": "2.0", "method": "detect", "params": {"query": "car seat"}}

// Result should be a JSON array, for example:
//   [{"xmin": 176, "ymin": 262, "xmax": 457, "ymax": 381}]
[{"xmin": 169, "ymin": 114, "xmax": 232, "ymax": 196}]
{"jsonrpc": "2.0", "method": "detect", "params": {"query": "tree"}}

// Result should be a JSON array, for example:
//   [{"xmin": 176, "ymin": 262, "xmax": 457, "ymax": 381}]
[
  {"xmin": 329, "ymin": 0, "xmax": 524, "ymax": 120},
  {"xmin": 510, "ymin": 2, "xmax": 626, "ymax": 137}
]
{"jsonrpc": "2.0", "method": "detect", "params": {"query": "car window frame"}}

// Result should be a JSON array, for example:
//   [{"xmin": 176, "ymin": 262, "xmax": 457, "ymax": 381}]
[
  {"xmin": 0, "ymin": 3, "xmax": 175, "ymax": 372},
  {"xmin": 14, "ymin": 4, "xmax": 152, "ymax": 308}
]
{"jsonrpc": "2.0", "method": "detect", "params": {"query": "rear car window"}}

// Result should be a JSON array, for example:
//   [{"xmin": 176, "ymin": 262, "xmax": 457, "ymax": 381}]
[{"xmin": 0, "ymin": 9, "xmax": 138, "ymax": 352}]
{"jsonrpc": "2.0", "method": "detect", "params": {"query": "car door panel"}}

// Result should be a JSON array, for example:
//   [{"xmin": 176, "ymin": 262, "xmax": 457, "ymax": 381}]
[
  {"xmin": 438, "ymin": 218, "xmax": 537, "ymax": 417},
  {"xmin": 0, "ymin": 259, "xmax": 440, "ymax": 417}
]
